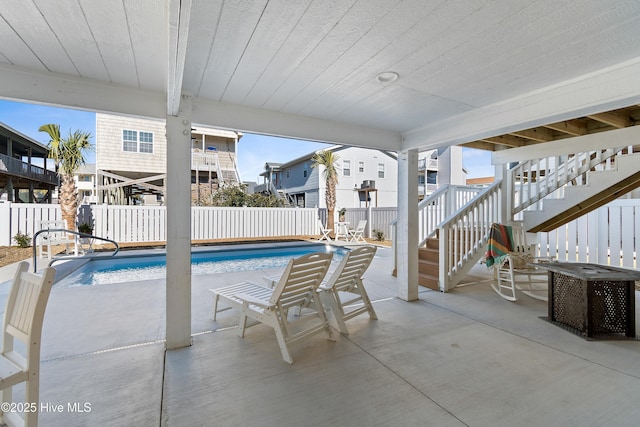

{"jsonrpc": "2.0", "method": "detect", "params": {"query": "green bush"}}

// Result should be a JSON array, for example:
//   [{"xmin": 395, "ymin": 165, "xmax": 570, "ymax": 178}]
[
  {"xmin": 13, "ymin": 231, "xmax": 32, "ymax": 248},
  {"xmin": 373, "ymin": 229, "xmax": 385, "ymax": 241},
  {"xmin": 78, "ymin": 222, "xmax": 93, "ymax": 234}
]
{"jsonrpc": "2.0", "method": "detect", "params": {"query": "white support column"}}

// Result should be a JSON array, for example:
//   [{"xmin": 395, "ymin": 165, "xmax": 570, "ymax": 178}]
[
  {"xmin": 397, "ymin": 149, "xmax": 419, "ymax": 301},
  {"xmin": 165, "ymin": 94, "xmax": 193, "ymax": 349},
  {"xmin": 494, "ymin": 146, "xmax": 509, "ymax": 224}
]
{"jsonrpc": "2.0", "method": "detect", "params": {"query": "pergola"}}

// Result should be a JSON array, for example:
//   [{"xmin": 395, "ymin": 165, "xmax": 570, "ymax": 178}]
[{"xmin": 1, "ymin": 0, "xmax": 639, "ymax": 349}]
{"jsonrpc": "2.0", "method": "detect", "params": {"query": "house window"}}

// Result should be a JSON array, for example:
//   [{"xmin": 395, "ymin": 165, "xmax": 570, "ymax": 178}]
[
  {"xmin": 418, "ymin": 175, "xmax": 425, "ymax": 185},
  {"xmin": 123, "ymin": 130, "xmax": 137, "ymax": 152},
  {"xmin": 343, "ymin": 160, "xmax": 351, "ymax": 177},
  {"xmin": 286, "ymin": 169, "xmax": 290, "ymax": 178},
  {"xmin": 303, "ymin": 162, "xmax": 308, "ymax": 178},
  {"xmin": 358, "ymin": 161, "xmax": 364, "ymax": 173},
  {"xmin": 427, "ymin": 171, "xmax": 437, "ymax": 184},
  {"xmin": 122, "ymin": 129, "xmax": 153, "ymax": 153},
  {"xmin": 139, "ymin": 131, "xmax": 154, "ymax": 153},
  {"xmin": 378, "ymin": 163, "xmax": 385, "ymax": 179}
]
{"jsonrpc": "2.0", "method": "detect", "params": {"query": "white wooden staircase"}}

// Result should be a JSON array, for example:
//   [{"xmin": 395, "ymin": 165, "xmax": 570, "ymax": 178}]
[
  {"xmin": 503, "ymin": 126, "xmax": 640, "ymax": 233},
  {"xmin": 394, "ymin": 126, "xmax": 640, "ymax": 293}
]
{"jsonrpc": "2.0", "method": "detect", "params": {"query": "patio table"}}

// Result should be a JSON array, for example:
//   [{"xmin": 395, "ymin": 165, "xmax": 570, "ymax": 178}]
[{"xmin": 335, "ymin": 222, "xmax": 350, "ymax": 241}]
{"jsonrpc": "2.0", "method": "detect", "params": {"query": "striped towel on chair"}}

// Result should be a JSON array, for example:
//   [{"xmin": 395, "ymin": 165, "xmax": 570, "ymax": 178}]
[{"xmin": 485, "ymin": 223, "xmax": 514, "ymax": 268}]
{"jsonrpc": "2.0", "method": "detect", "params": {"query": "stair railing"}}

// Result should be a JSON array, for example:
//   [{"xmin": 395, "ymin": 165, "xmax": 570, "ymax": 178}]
[
  {"xmin": 509, "ymin": 146, "xmax": 635, "ymax": 216},
  {"xmin": 391, "ymin": 184, "xmax": 483, "ymax": 275},
  {"xmin": 438, "ymin": 180, "xmax": 502, "ymax": 291}
]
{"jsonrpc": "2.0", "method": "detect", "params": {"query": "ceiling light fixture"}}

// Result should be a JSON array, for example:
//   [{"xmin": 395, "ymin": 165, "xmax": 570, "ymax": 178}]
[{"xmin": 376, "ymin": 71, "xmax": 399, "ymax": 83}]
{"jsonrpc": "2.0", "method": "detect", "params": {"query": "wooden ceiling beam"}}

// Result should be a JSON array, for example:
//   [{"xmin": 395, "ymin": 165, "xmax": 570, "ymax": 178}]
[
  {"xmin": 509, "ymin": 127, "xmax": 554, "ymax": 142},
  {"xmin": 544, "ymin": 120, "xmax": 587, "ymax": 136},
  {"xmin": 461, "ymin": 141, "xmax": 496, "ymax": 151},
  {"xmin": 480, "ymin": 135, "xmax": 527, "ymax": 148},
  {"xmin": 587, "ymin": 111, "xmax": 632, "ymax": 128}
]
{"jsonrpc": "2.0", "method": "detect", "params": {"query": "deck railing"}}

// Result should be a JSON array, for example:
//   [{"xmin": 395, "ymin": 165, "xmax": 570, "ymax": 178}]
[{"xmin": 0, "ymin": 153, "xmax": 58, "ymax": 185}]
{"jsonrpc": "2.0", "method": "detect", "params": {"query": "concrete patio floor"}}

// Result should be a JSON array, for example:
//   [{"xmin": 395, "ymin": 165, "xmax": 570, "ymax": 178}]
[{"xmin": 1, "ymin": 245, "xmax": 639, "ymax": 426}]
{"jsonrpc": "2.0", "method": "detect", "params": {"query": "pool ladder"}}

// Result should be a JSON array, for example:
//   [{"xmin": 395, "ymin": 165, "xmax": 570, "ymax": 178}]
[{"xmin": 32, "ymin": 228, "xmax": 120, "ymax": 272}]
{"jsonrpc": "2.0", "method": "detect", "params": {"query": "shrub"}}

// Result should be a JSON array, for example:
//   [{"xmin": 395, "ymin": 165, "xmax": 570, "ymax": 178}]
[
  {"xmin": 78, "ymin": 222, "xmax": 93, "ymax": 235},
  {"xmin": 13, "ymin": 231, "xmax": 32, "ymax": 248},
  {"xmin": 373, "ymin": 229, "xmax": 385, "ymax": 241}
]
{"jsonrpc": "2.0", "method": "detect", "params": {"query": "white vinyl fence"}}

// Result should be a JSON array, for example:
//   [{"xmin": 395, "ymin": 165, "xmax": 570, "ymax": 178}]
[
  {"xmin": 0, "ymin": 202, "xmax": 320, "ymax": 246},
  {"xmin": 537, "ymin": 199, "xmax": 640, "ymax": 268},
  {"xmin": 2, "ymin": 201, "xmax": 639, "ymax": 269}
]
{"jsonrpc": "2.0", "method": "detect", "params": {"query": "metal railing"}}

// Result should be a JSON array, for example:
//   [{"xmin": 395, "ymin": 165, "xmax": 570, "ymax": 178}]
[{"xmin": 32, "ymin": 228, "xmax": 120, "ymax": 272}]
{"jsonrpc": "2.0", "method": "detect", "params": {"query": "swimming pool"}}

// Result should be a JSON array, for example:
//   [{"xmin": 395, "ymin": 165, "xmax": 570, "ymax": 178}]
[{"xmin": 55, "ymin": 243, "xmax": 347, "ymax": 287}]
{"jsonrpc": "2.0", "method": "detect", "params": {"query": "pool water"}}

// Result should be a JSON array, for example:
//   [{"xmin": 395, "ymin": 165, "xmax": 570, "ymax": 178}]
[{"xmin": 55, "ymin": 244, "xmax": 346, "ymax": 287}]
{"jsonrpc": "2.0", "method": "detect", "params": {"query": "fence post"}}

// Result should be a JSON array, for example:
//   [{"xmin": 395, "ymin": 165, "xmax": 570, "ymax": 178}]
[{"xmin": 0, "ymin": 202, "xmax": 10, "ymax": 246}]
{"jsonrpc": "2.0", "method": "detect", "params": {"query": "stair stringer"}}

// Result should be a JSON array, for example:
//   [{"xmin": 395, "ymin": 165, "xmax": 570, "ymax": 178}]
[{"xmin": 523, "ymin": 153, "xmax": 640, "ymax": 232}]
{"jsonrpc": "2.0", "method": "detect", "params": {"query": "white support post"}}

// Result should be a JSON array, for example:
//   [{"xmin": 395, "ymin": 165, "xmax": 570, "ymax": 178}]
[
  {"xmin": 397, "ymin": 149, "xmax": 419, "ymax": 301},
  {"xmin": 494, "ymin": 150, "xmax": 509, "ymax": 224},
  {"xmin": 165, "ymin": 94, "xmax": 193, "ymax": 349}
]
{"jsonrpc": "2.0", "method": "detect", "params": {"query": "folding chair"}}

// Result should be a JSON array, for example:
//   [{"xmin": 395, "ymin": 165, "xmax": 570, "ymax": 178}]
[
  {"xmin": 348, "ymin": 220, "xmax": 367, "ymax": 243},
  {"xmin": 318, "ymin": 220, "xmax": 332, "ymax": 241},
  {"xmin": 0, "ymin": 262, "xmax": 56, "ymax": 427}
]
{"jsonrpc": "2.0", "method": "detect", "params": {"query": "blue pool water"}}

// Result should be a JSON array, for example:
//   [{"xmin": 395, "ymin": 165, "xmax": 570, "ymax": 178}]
[{"xmin": 55, "ymin": 244, "xmax": 346, "ymax": 287}]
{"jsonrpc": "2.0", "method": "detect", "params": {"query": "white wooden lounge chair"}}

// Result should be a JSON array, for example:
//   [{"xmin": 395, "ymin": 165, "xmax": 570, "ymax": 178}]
[
  {"xmin": 491, "ymin": 222, "xmax": 551, "ymax": 302},
  {"xmin": 38, "ymin": 220, "xmax": 78, "ymax": 259},
  {"xmin": 348, "ymin": 220, "xmax": 367, "ymax": 243},
  {"xmin": 210, "ymin": 252, "xmax": 334, "ymax": 364},
  {"xmin": 317, "ymin": 245, "xmax": 377, "ymax": 334},
  {"xmin": 318, "ymin": 220, "xmax": 332, "ymax": 241},
  {"xmin": 0, "ymin": 262, "xmax": 56, "ymax": 427}
]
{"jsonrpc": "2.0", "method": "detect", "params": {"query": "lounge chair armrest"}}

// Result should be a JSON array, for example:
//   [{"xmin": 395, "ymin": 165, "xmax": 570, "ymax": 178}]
[
  {"xmin": 263, "ymin": 275, "xmax": 280, "ymax": 288},
  {"xmin": 318, "ymin": 281, "xmax": 332, "ymax": 291},
  {"xmin": 235, "ymin": 292, "xmax": 274, "ymax": 309}
]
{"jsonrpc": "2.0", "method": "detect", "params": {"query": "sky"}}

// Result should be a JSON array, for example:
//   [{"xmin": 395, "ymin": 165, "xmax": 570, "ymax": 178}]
[{"xmin": 0, "ymin": 99, "xmax": 494, "ymax": 180}]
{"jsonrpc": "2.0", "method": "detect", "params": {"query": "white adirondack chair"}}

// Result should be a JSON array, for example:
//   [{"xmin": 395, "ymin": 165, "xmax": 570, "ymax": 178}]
[
  {"xmin": 317, "ymin": 245, "xmax": 378, "ymax": 334},
  {"xmin": 0, "ymin": 262, "xmax": 56, "ymax": 427},
  {"xmin": 210, "ymin": 252, "xmax": 334, "ymax": 364}
]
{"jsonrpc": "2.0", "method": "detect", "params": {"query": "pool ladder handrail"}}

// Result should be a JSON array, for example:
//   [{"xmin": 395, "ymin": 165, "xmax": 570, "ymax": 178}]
[{"xmin": 32, "ymin": 228, "xmax": 120, "ymax": 272}]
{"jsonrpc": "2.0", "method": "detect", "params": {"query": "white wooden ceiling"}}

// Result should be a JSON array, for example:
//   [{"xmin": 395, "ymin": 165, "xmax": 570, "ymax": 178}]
[{"xmin": 1, "ymin": 0, "xmax": 640, "ymax": 152}]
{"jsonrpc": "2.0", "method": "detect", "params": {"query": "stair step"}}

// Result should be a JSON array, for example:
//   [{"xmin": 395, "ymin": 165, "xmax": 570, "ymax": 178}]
[
  {"xmin": 425, "ymin": 237, "xmax": 439, "ymax": 250},
  {"xmin": 418, "ymin": 273, "xmax": 439, "ymax": 291},
  {"xmin": 418, "ymin": 247, "xmax": 438, "ymax": 262},
  {"xmin": 419, "ymin": 259, "xmax": 438, "ymax": 276}
]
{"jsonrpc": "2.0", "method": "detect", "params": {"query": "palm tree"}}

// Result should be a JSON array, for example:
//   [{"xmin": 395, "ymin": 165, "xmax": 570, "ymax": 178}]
[
  {"xmin": 39, "ymin": 124, "xmax": 92, "ymax": 233},
  {"xmin": 311, "ymin": 150, "xmax": 340, "ymax": 233}
]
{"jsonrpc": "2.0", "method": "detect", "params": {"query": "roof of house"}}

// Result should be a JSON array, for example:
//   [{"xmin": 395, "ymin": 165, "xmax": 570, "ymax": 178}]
[{"xmin": 0, "ymin": 121, "xmax": 49, "ymax": 156}]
